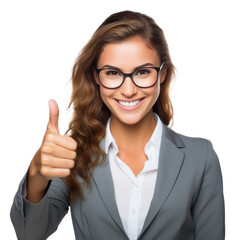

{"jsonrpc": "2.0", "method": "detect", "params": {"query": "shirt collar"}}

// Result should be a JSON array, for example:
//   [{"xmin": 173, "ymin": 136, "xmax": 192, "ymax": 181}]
[
  {"xmin": 145, "ymin": 113, "xmax": 162, "ymax": 150},
  {"xmin": 104, "ymin": 118, "xmax": 118, "ymax": 154},
  {"xmin": 104, "ymin": 113, "xmax": 163, "ymax": 157},
  {"xmin": 144, "ymin": 113, "xmax": 162, "ymax": 170}
]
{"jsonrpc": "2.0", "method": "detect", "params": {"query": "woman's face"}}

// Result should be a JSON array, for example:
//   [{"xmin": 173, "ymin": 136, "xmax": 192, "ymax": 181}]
[{"xmin": 95, "ymin": 36, "xmax": 166, "ymax": 126}]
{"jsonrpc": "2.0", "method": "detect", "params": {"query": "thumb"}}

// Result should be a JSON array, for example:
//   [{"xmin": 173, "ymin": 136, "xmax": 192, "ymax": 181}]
[{"xmin": 47, "ymin": 99, "xmax": 59, "ymax": 134}]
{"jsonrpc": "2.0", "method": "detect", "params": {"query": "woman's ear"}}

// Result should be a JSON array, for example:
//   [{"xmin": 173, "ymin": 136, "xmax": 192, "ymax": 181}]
[
  {"xmin": 94, "ymin": 70, "xmax": 100, "ymax": 85},
  {"xmin": 160, "ymin": 65, "xmax": 167, "ymax": 84}
]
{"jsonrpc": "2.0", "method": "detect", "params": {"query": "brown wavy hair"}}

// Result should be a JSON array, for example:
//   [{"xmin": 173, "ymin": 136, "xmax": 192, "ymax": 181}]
[{"xmin": 65, "ymin": 10, "xmax": 175, "ymax": 200}]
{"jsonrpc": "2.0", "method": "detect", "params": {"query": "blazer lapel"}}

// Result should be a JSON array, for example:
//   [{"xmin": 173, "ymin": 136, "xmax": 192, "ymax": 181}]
[
  {"xmin": 91, "ymin": 139, "xmax": 126, "ymax": 235},
  {"xmin": 139, "ymin": 124, "xmax": 185, "ymax": 237}
]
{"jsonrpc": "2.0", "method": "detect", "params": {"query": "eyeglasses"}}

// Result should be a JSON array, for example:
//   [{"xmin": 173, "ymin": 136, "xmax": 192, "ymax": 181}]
[{"xmin": 96, "ymin": 63, "xmax": 164, "ymax": 89}]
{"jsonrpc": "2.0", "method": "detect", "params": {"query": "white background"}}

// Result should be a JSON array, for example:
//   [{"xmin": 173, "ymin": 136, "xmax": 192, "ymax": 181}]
[{"xmin": 1, "ymin": 0, "xmax": 234, "ymax": 239}]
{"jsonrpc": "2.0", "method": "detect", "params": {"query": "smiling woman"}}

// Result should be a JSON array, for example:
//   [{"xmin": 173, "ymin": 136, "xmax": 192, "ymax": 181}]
[
  {"xmin": 94, "ymin": 36, "xmax": 166, "ymax": 128},
  {"xmin": 10, "ymin": 10, "xmax": 225, "ymax": 240}
]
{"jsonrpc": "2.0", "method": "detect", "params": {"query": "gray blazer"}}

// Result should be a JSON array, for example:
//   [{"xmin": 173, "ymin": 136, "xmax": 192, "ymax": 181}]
[{"xmin": 10, "ymin": 124, "xmax": 225, "ymax": 240}]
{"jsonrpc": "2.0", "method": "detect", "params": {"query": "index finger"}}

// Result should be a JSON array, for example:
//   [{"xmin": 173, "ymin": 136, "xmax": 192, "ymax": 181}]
[{"xmin": 45, "ymin": 133, "xmax": 77, "ymax": 151}]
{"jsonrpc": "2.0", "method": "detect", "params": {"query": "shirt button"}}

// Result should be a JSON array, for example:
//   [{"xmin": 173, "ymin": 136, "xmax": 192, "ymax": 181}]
[{"xmin": 131, "ymin": 209, "xmax": 136, "ymax": 214}]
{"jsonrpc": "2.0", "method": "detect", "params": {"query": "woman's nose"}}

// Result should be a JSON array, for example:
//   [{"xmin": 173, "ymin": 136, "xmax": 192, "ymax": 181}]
[{"xmin": 119, "ymin": 76, "xmax": 138, "ymax": 97}]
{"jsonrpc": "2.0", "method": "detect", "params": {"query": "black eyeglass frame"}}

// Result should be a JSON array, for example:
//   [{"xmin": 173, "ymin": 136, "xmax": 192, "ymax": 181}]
[{"xmin": 96, "ymin": 63, "xmax": 165, "ymax": 89}]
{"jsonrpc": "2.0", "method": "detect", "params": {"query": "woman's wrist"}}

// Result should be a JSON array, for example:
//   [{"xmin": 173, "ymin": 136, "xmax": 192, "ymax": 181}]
[{"xmin": 26, "ymin": 150, "xmax": 49, "ymax": 203}]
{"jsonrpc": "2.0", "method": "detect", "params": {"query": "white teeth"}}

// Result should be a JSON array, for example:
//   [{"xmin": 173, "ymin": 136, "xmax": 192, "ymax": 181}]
[{"xmin": 118, "ymin": 99, "xmax": 141, "ymax": 107}]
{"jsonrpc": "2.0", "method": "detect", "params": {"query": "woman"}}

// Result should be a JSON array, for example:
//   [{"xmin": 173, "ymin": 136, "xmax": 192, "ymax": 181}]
[{"xmin": 10, "ymin": 10, "xmax": 225, "ymax": 240}]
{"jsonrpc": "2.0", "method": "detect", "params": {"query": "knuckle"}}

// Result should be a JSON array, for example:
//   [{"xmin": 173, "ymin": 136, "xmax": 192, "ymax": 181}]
[
  {"xmin": 41, "ymin": 156, "xmax": 50, "ymax": 166},
  {"xmin": 41, "ymin": 145, "xmax": 53, "ymax": 154},
  {"xmin": 68, "ymin": 137, "xmax": 77, "ymax": 150},
  {"xmin": 72, "ymin": 151, "xmax": 77, "ymax": 159},
  {"xmin": 40, "ymin": 166, "xmax": 49, "ymax": 177},
  {"xmin": 72, "ymin": 140, "xmax": 78, "ymax": 150},
  {"xmin": 45, "ymin": 133, "xmax": 55, "ymax": 142},
  {"xmin": 69, "ymin": 160, "xmax": 75, "ymax": 169},
  {"xmin": 64, "ymin": 169, "xmax": 71, "ymax": 177},
  {"xmin": 72, "ymin": 160, "xmax": 75, "ymax": 168}
]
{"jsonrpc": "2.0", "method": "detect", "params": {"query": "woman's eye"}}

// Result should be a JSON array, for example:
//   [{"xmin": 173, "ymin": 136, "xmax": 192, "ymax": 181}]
[
  {"xmin": 105, "ymin": 70, "xmax": 120, "ymax": 76},
  {"xmin": 136, "ymin": 69, "xmax": 150, "ymax": 75}
]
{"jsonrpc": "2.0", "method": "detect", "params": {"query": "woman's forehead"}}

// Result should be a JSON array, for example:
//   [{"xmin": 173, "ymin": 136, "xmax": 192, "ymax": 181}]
[{"xmin": 97, "ymin": 36, "xmax": 160, "ymax": 71}]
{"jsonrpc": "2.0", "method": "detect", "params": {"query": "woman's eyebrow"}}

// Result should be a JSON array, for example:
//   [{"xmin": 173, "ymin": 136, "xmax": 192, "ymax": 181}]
[{"xmin": 101, "ymin": 63, "xmax": 155, "ymax": 71}]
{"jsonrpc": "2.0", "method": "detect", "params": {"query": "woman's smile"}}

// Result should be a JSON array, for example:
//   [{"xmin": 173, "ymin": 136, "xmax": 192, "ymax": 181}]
[{"xmin": 115, "ymin": 97, "xmax": 145, "ymax": 110}]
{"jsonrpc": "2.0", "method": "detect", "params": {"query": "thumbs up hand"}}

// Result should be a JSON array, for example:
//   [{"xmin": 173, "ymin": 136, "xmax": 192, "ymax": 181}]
[
  {"xmin": 38, "ymin": 99, "xmax": 77, "ymax": 179},
  {"xmin": 27, "ymin": 100, "xmax": 77, "ymax": 202}
]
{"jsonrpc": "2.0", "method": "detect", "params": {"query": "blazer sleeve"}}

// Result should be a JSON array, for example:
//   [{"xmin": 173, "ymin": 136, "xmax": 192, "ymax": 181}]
[
  {"xmin": 192, "ymin": 140, "xmax": 225, "ymax": 240},
  {"xmin": 10, "ymin": 172, "xmax": 70, "ymax": 240}
]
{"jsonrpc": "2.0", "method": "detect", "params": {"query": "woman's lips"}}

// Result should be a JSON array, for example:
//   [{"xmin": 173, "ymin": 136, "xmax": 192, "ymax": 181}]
[{"xmin": 115, "ymin": 97, "xmax": 145, "ymax": 110}]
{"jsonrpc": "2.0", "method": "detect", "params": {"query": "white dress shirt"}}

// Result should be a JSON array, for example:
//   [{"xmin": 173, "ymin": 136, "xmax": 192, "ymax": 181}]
[{"xmin": 105, "ymin": 113, "xmax": 163, "ymax": 240}]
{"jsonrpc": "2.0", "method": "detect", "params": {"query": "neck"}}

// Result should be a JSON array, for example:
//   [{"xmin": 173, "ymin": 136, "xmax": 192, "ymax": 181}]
[{"xmin": 110, "ymin": 111, "xmax": 156, "ymax": 151}]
